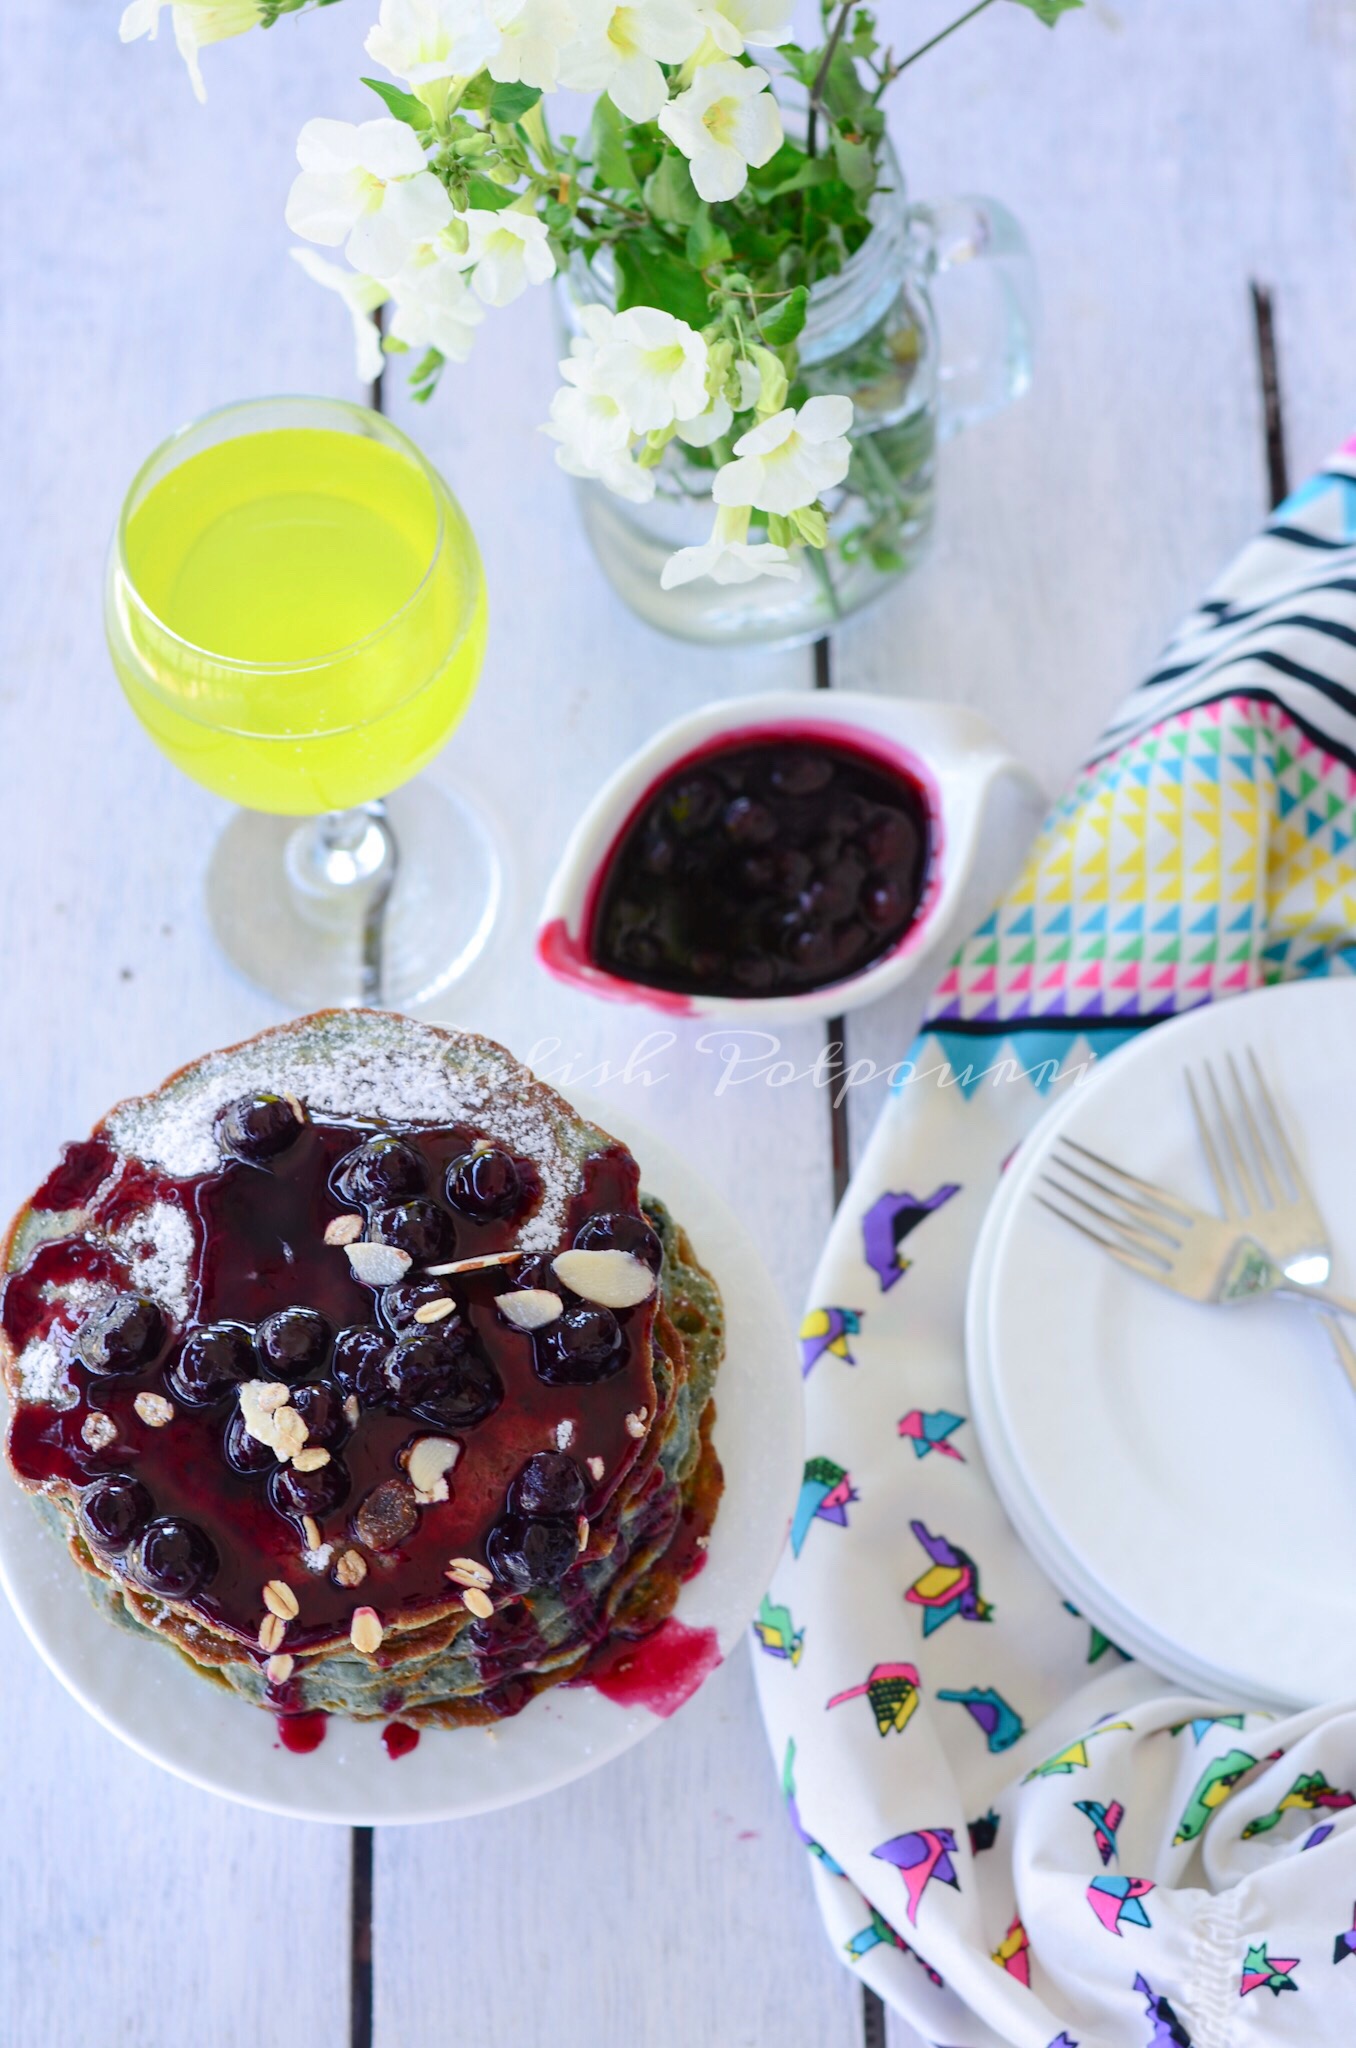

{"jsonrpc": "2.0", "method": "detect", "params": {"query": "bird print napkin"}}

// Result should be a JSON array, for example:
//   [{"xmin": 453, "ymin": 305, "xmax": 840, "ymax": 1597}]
[{"xmin": 754, "ymin": 441, "xmax": 1356, "ymax": 2047}]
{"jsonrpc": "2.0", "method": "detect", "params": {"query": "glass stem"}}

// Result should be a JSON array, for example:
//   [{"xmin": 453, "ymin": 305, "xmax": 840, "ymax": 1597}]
[{"xmin": 283, "ymin": 805, "xmax": 400, "ymax": 1006}]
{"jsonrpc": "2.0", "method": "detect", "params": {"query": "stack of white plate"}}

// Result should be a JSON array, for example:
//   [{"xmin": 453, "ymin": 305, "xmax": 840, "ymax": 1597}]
[{"xmin": 965, "ymin": 977, "xmax": 1356, "ymax": 1713}]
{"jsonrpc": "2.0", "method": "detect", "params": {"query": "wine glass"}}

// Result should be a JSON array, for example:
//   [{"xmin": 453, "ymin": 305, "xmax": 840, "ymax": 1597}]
[{"xmin": 105, "ymin": 395, "xmax": 497, "ymax": 1009}]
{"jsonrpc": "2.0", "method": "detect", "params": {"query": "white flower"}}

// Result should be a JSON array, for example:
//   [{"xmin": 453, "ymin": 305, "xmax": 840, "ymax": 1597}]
[
  {"xmin": 712, "ymin": 394, "xmax": 854, "ymax": 514},
  {"xmin": 693, "ymin": 0, "xmax": 792, "ymax": 54},
  {"xmin": 446, "ymin": 208, "xmax": 556, "ymax": 306},
  {"xmin": 590, "ymin": 307, "xmax": 709, "ymax": 433},
  {"xmin": 365, "ymin": 0, "xmax": 500, "ymax": 85},
  {"xmin": 290, "ymin": 250, "xmax": 389, "ymax": 384},
  {"xmin": 559, "ymin": 0, "xmax": 705, "ymax": 121},
  {"xmin": 388, "ymin": 245, "xmax": 485, "ymax": 361},
  {"xmin": 661, "ymin": 503, "xmax": 798, "ymax": 587},
  {"xmin": 487, "ymin": 0, "xmax": 580, "ymax": 90},
  {"xmin": 674, "ymin": 393, "xmax": 732, "ymax": 446},
  {"xmin": 554, "ymin": 436, "xmax": 657, "ymax": 504},
  {"xmin": 543, "ymin": 380, "xmax": 632, "ymax": 473},
  {"xmin": 119, "ymin": 0, "xmax": 259, "ymax": 102},
  {"xmin": 657, "ymin": 59, "xmax": 782, "ymax": 204},
  {"xmin": 285, "ymin": 117, "xmax": 452, "ymax": 280}
]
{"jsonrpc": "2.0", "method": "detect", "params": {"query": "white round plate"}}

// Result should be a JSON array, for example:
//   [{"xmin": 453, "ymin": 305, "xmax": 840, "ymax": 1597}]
[
  {"xmin": 0, "ymin": 1095, "xmax": 802, "ymax": 1823},
  {"xmin": 966, "ymin": 978, "xmax": 1356, "ymax": 1711}
]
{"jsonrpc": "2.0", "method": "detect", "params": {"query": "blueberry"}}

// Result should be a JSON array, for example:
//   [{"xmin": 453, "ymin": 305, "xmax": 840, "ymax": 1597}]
[
  {"xmin": 723, "ymin": 795, "xmax": 777, "ymax": 846},
  {"xmin": 217, "ymin": 1093, "xmax": 302, "ymax": 1166},
  {"xmin": 257, "ymin": 1307, "xmax": 331, "ymax": 1382},
  {"xmin": 446, "ymin": 1146, "xmax": 524, "ymax": 1222},
  {"xmin": 486, "ymin": 1514, "xmax": 580, "ymax": 1592},
  {"xmin": 510, "ymin": 1452, "xmax": 587, "ymax": 1518},
  {"xmin": 80, "ymin": 1475, "xmax": 152, "ymax": 1553},
  {"xmin": 787, "ymin": 925, "xmax": 833, "ymax": 974},
  {"xmin": 686, "ymin": 948, "xmax": 725, "ymax": 983},
  {"xmin": 133, "ymin": 1516, "xmax": 217, "ymax": 1598},
  {"xmin": 572, "ymin": 1210, "xmax": 663, "ymax": 1273},
  {"xmin": 740, "ymin": 853, "xmax": 777, "ymax": 892},
  {"xmin": 861, "ymin": 874, "xmax": 907, "ymax": 928},
  {"xmin": 291, "ymin": 1381, "xmax": 347, "ymax": 1451},
  {"xmin": 331, "ymin": 1327, "xmax": 390, "ymax": 1408},
  {"xmin": 331, "ymin": 1134, "xmax": 428, "ymax": 1205},
  {"xmin": 222, "ymin": 1408, "xmax": 275, "ymax": 1476},
  {"xmin": 168, "ymin": 1322, "xmax": 255, "ymax": 1408},
  {"xmin": 369, "ymin": 1200, "xmax": 455, "ymax": 1264},
  {"xmin": 405, "ymin": 1332, "xmax": 503, "ymax": 1429},
  {"xmin": 641, "ymin": 833, "xmax": 676, "ymax": 877},
  {"xmin": 508, "ymin": 1253, "xmax": 556, "ymax": 1292},
  {"xmin": 380, "ymin": 1280, "xmax": 458, "ymax": 1335},
  {"xmin": 862, "ymin": 810, "xmax": 919, "ymax": 867},
  {"xmin": 769, "ymin": 752, "xmax": 834, "ymax": 795},
  {"xmin": 772, "ymin": 849, "xmax": 813, "ymax": 897},
  {"xmin": 617, "ymin": 930, "xmax": 661, "ymax": 972},
  {"xmin": 667, "ymin": 775, "xmax": 721, "ymax": 836},
  {"xmin": 269, "ymin": 1456, "xmax": 350, "ymax": 1521},
  {"xmin": 75, "ymin": 1295, "xmax": 165, "ymax": 1377},
  {"xmin": 536, "ymin": 1304, "xmax": 623, "ymax": 1385},
  {"xmin": 732, "ymin": 951, "xmax": 775, "ymax": 992},
  {"xmin": 383, "ymin": 1330, "xmax": 459, "ymax": 1409}
]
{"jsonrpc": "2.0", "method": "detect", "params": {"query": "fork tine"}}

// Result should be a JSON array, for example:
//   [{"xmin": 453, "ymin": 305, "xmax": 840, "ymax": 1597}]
[
  {"xmin": 1039, "ymin": 1172, "xmax": 1176, "ymax": 1263},
  {"xmin": 1032, "ymin": 1193, "xmax": 1165, "ymax": 1280},
  {"xmin": 1055, "ymin": 1137, "xmax": 1197, "ymax": 1222},
  {"xmin": 1227, "ymin": 1050, "xmax": 1281, "ymax": 1206},
  {"xmin": 1047, "ymin": 1156, "xmax": 1187, "ymax": 1246},
  {"xmin": 1246, "ymin": 1047, "xmax": 1305, "ymax": 1197},
  {"xmin": 1185, "ymin": 1066, "xmax": 1239, "ymax": 1219},
  {"xmin": 1205, "ymin": 1055, "xmax": 1261, "ymax": 1210}
]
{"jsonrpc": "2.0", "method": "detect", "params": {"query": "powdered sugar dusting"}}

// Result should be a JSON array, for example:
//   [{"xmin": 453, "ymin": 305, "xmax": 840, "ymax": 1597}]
[
  {"xmin": 17, "ymin": 1337, "xmax": 76, "ymax": 1407},
  {"xmin": 108, "ymin": 1202, "xmax": 195, "ymax": 1322},
  {"xmin": 106, "ymin": 1013, "xmax": 603, "ymax": 1253}
]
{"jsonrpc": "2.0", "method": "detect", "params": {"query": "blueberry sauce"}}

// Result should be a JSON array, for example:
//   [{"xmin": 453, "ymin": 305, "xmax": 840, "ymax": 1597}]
[
  {"xmin": 276, "ymin": 1709, "xmax": 328, "ymax": 1753},
  {"xmin": 382, "ymin": 1721, "xmax": 420, "ymax": 1760},
  {"xmin": 591, "ymin": 734, "xmax": 932, "ymax": 998},
  {"xmin": 578, "ymin": 1617, "xmax": 721, "ymax": 1718}
]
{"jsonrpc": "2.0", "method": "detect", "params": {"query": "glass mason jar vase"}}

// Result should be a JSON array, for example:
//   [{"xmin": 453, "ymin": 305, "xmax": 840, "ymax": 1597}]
[{"xmin": 559, "ymin": 151, "xmax": 1037, "ymax": 649}]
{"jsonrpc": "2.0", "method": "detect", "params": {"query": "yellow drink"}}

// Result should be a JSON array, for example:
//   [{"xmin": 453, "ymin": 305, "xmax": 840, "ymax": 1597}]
[{"xmin": 108, "ymin": 420, "xmax": 486, "ymax": 814}]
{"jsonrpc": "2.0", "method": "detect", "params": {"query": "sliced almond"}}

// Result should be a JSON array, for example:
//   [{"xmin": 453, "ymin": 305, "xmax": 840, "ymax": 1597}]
[
  {"xmin": 254, "ymin": 1382, "xmax": 290, "ymax": 1415},
  {"xmin": 624, "ymin": 1410, "xmax": 647, "ymax": 1440},
  {"xmin": 342, "ymin": 1394, "xmax": 361, "ymax": 1427},
  {"xmin": 259, "ymin": 1612, "xmax": 285, "ymax": 1653},
  {"xmin": 263, "ymin": 1579, "xmax": 300, "ymax": 1621},
  {"xmin": 576, "ymin": 1516, "xmax": 589, "ymax": 1552},
  {"xmin": 424, "ymin": 1250, "xmax": 524, "ymax": 1276},
  {"xmin": 412, "ymin": 1297, "xmax": 455, "ymax": 1325},
  {"xmin": 81, "ymin": 1411, "xmax": 118, "ymax": 1451},
  {"xmin": 265, "ymin": 1652, "xmax": 295, "ymax": 1686},
  {"xmin": 586, "ymin": 1455, "xmax": 605, "ymax": 1482},
  {"xmin": 552, "ymin": 1248, "xmax": 655, "ymax": 1309},
  {"xmin": 134, "ymin": 1392, "xmax": 174, "ymax": 1428},
  {"xmin": 282, "ymin": 1091, "xmax": 306, "ymax": 1123},
  {"xmin": 302, "ymin": 1515, "xmax": 322, "ymax": 1553},
  {"xmin": 240, "ymin": 1380, "xmax": 305, "ymax": 1461},
  {"xmin": 498, "ymin": 1288, "xmax": 562, "ymax": 1332},
  {"xmin": 324, "ymin": 1213, "xmax": 364, "ymax": 1247},
  {"xmin": 346, "ymin": 1241, "xmax": 413, "ymax": 1287},
  {"xmin": 350, "ymin": 1606, "xmax": 384, "ymax": 1655},
  {"xmin": 445, "ymin": 1556, "xmax": 493, "ymax": 1590},
  {"xmin": 334, "ymin": 1548, "xmax": 368, "ymax": 1589},
  {"xmin": 291, "ymin": 1446, "xmax": 331, "ymax": 1473},
  {"xmin": 460, "ymin": 1586, "xmax": 494, "ymax": 1620},
  {"xmin": 554, "ymin": 1418, "xmax": 576, "ymax": 1450},
  {"xmin": 403, "ymin": 1436, "xmax": 460, "ymax": 1505}
]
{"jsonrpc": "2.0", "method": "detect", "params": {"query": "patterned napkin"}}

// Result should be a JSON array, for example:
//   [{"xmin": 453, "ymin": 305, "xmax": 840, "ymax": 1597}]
[{"xmin": 754, "ymin": 442, "xmax": 1356, "ymax": 2047}]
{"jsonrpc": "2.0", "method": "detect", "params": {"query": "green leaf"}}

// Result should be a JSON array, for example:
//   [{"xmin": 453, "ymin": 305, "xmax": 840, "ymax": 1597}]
[
  {"xmin": 487, "ymin": 81, "xmax": 542, "ymax": 121},
  {"xmin": 589, "ymin": 94, "xmax": 641, "ymax": 191},
  {"xmin": 464, "ymin": 172, "xmax": 517, "ymax": 212},
  {"xmin": 685, "ymin": 207, "xmax": 732, "ymax": 269},
  {"xmin": 832, "ymin": 134, "xmax": 875, "ymax": 195},
  {"xmin": 1009, "ymin": 0, "xmax": 1082, "ymax": 18},
  {"xmin": 643, "ymin": 152, "xmax": 700, "ymax": 227},
  {"xmin": 759, "ymin": 285, "xmax": 808, "ymax": 347},
  {"xmin": 614, "ymin": 237, "xmax": 711, "ymax": 329},
  {"xmin": 360, "ymin": 76, "xmax": 431, "ymax": 133}
]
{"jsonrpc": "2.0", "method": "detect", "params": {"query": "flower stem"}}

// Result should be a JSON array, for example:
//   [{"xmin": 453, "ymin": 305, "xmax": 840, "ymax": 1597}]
[
  {"xmin": 884, "ymin": 0, "xmax": 998, "ymax": 81},
  {"xmin": 806, "ymin": 0, "xmax": 854, "ymax": 159}
]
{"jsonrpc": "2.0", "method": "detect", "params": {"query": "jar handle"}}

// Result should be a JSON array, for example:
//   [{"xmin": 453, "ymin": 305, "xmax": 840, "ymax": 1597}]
[{"xmin": 906, "ymin": 195, "xmax": 1038, "ymax": 441}]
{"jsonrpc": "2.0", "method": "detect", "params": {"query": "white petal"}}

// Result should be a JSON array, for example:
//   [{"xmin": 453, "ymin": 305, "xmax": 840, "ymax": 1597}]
[
  {"xmin": 353, "ymin": 116, "xmax": 432, "ymax": 180},
  {"xmin": 660, "ymin": 539, "xmax": 721, "ymax": 588},
  {"xmin": 120, "ymin": 0, "xmax": 163, "ymax": 41},
  {"xmin": 285, "ymin": 168, "xmax": 364, "ymax": 247},
  {"xmin": 675, "ymin": 394, "xmax": 732, "ymax": 447},
  {"xmin": 688, "ymin": 140, "xmax": 750, "ymax": 204},
  {"xmin": 798, "ymin": 393, "xmax": 855, "ymax": 441},
  {"xmin": 296, "ymin": 117, "xmax": 364, "ymax": 174}
]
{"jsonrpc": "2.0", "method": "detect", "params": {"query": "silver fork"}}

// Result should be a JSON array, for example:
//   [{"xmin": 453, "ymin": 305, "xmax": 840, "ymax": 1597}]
[
  {"xmin": 1185, "ymin": 1047, "xmax": 1356, "ymax": 1387},
  {"xmin": 1035, "ymin": 1136, "xmax": 1356, "ymax": 1320}
]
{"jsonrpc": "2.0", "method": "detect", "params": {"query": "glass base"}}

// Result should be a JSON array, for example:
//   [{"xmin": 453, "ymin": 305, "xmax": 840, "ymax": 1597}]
[{"xmin": 206, "ymin": 779, "xmax": 501, "ymax": 1012}]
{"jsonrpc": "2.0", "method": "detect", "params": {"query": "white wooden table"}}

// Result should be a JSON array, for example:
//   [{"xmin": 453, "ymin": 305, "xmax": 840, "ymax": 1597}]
[{"xmin": 1, "ymin": 3, "xmax": 1351, "ymax": 2042}]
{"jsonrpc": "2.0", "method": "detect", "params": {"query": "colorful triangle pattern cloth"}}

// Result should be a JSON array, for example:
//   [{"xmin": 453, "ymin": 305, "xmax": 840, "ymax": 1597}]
[{"xmin": 754, "ymin": 442, "xmax": 1356, "ymax": 2048}]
